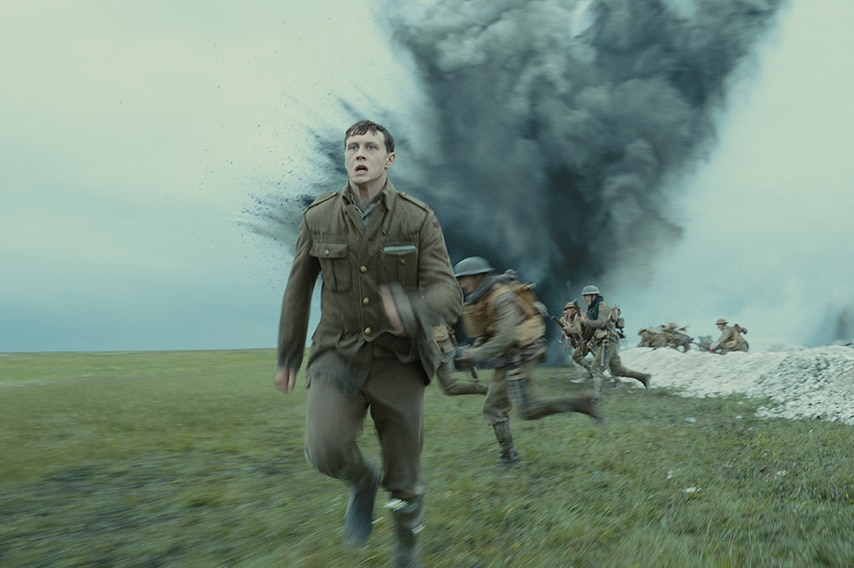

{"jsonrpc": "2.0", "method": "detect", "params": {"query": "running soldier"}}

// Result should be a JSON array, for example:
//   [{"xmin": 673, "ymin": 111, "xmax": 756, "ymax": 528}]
[
  {"xmin": 556, "ymin": 300, "xmax": 594, "ymax": 378},
  {"xmin": 579, "ymin": 285, "xmax": 651, "ymax": 395},
  {"xmin": 453, "ymin": 257, "xmax": 602, "ymax": 468}
]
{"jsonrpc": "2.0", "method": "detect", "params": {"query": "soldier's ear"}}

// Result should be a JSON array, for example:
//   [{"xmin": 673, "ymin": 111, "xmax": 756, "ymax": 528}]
[{"xmin": 385, "ymin": 152, "xmax": 396, "ymax": 169}]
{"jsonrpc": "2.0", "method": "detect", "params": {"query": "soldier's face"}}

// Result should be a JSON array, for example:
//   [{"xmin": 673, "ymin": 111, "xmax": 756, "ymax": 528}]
[
  {"xmin": 457, "ymin": 275, "xmax": 478, "ymax": 294},
  {"xmin": 344, "ymin": 131, "xmax": 395, "ymax": 186},
  {"xmin": 583, "ymin": 294, "xmax": 596, "ymax": 306}
]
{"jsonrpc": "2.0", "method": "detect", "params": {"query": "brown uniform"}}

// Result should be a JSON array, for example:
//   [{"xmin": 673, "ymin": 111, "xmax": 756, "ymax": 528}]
[
  {"xmin": 277, "ymin": 181, "xmax": 462, "ymax": 503},
  {"xmin": 582, "ymin": 298, "xmax": 650, "ymax": 394},
  {"xmin": 711, "ymin": 325, "xmax": 749, "ymax": 353},
  {"xmin": 559, "ymin": 311, "xmax": 593, "ymax": 375},
  {"xmin": 663, "ymin": 323, "xmax": 692, "ymax": 352},
  {"xmin": 459, "ymin": 274, "xmax": 600, "ymax": 466}
]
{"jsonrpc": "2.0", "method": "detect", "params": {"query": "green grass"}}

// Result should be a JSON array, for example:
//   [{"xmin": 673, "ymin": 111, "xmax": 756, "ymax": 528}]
[{"xmin": 1, "ymin": 350, "xmax": 852, "ymax": 567}]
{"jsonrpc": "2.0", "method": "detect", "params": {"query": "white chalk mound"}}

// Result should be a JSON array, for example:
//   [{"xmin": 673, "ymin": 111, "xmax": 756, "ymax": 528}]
[{"xmin": 619, "ymin": 344, "xmax": 854, "ymax": 425}]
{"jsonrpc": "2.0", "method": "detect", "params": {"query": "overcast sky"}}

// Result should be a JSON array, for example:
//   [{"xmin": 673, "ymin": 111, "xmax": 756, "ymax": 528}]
[{"xmin": 1, "ymin": 0, "xmax": 852, "ymax": 353}]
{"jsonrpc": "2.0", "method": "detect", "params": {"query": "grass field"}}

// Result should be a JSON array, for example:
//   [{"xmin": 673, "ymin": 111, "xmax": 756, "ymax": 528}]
[{"xmin": 1, "ymin": 350, "xmax": 852, "ymax": 567}]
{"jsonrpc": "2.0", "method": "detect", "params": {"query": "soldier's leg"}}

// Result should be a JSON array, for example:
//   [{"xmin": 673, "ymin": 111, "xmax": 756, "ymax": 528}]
[
  {"xmin": 386, "ymin": 495, "xmax": 425, "ymax": 568},
  {"xmin": 483, "ymin": 369, "xmax": 518, "ymax": 467},
  {"xmin": 571, "ymin": 347, "xmax": 594, "ymax": 377},
  {"xmin": 364, "ymin": 358, "xmax": 428, "ymax": 565},
  {"xmin": 503, "ymin": 360, "xmax": 600, "ymax": 421},
  {"xmin": 304, "ymin": 378, "xmax": 378, "ymax": 546},
  {"xmin": 435, "ymin": 345, "xmax": 488, "ymax": 396},
  {"xmin": 588, "ymin": 344, "xmax": 609, "ymax": 397},
  {"xmin": 609, "ymin": 351, "xmax": 650, "ymax": 390}
]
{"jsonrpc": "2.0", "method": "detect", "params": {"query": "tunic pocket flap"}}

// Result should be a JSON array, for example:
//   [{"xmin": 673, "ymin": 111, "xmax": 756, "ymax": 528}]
[{"xmin": 310, "ymin": 242, "xmax": 348, "ymax": 259}]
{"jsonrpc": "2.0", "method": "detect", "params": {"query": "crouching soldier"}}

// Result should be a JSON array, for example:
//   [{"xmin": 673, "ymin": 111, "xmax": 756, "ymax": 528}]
[{"xmin": 710, "ymin": 318, "xmax": 749, "ymax": 353}]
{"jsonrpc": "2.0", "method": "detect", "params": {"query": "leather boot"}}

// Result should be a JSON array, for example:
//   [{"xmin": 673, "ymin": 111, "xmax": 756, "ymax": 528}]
[
  {"xmin": 445, "ymin": 381, "xmax": 489, "ymax": 396},
  {"xmin": 343, "ymin": 465, "xmax": 379, "ymax": 546},
  {"xmin": 642, "ymin": 373, "xmax": 651, "ymax": 391},
  {"xmin": 386, "ymin": 496, "xmax": 424, "ymax": 568},
  {"xmin": 492, "ymin": 421, "xmax": 520, "ymax": 468},
  {"xmin": 623, "ymin": 371, "xmax": 650, "ymax": 390},
  {"xmin": 563, "ymin": 394, "xmax": 604, "ymax": 423}
]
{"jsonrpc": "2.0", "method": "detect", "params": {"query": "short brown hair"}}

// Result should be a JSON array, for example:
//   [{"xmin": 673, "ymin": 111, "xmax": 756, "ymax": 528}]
[{"xmin": 344, "ymin": 120, "xmax": 395, "ymax": 154}]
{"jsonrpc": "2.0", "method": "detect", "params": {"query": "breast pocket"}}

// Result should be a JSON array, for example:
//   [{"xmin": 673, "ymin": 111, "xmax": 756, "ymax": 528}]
[
  {"xmin": 310, "ymin": 242, "xmax": 352, "ymax": 292},
  {"xmin": 379, "ymin": 243, "xmax": 419, "ymax": 288}
]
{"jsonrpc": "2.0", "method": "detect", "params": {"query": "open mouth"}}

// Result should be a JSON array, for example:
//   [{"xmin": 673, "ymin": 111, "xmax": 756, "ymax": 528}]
[{"xmin": 355, "ymin": 165, "xmax": 368, "ymax": 173}]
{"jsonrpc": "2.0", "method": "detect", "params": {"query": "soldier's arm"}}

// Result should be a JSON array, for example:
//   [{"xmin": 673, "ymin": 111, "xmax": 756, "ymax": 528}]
[
  {"xmin": 276, "ymin": 216, "xmax": 321, "ymax": 371},
  {"xmin": 710, "ymin": 330, "xmax": 727, "ymax": 351},
  {"xmin": 415, "ymin": 211, "xmax": 463, "ymax": 325}
]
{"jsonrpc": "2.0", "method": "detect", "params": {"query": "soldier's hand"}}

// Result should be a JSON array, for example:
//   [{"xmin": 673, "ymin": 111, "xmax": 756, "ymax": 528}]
[
  {"xmin": 274, "ymin": 367, "xmax": 297, "ymax": 393},
  {"xmin": 379, "ymin": 284, "xmax": 405, "ymax": 336},
  {"xmin": 455, "ymin": 348, "xmax": 474, "ymax": 368}
]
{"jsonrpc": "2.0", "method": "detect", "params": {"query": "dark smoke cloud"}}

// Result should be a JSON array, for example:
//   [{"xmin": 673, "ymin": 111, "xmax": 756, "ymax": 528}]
[{"xmin": 247, "ymin": 0, "xmax": 785, "ymax": 318}]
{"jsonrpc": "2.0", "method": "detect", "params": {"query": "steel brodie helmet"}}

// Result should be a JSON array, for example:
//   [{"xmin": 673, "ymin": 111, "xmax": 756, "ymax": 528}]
[
  {"xmin": 453, "ymin": 256, "xmax": 495, "ymax": 278},
  {"xmin": 581, "ymin": 285, "xmax": 600, "ymax": 296}
]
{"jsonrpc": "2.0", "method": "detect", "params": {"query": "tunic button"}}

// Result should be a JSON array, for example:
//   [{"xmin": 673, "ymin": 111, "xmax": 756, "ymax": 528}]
[
  {"xmin": 364, "ymin": 327, "xmax": 372, "ymax": 335},
  {"xmin": 324, "ymin": 248, "xmax": 330, "ymax": 256},
  {"xmin": 360, "ymin": 265, "xmax": 368, "ymax": 273},
  {"xmin": 363, "ymin": 297, "xmax": 370, "ymax": 305}
]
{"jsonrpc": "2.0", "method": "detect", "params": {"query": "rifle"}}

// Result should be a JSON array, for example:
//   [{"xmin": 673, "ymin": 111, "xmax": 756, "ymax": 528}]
[
  {"xmin": 550, "ymin": 314, "xmax": 569, "ymax": 334},
  {"xmin": 551, "ymin": 313, "xmax": 592, "ymax": 355},
  {"xmin": 690, "ymin": 339, "xmax": 718, "ymax": 354}
]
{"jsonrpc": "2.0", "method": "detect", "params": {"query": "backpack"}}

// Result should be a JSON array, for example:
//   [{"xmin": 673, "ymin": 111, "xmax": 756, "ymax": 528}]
[{"xmin": 461, "ymin": 270, "xmax": 546, "ymax": 348}]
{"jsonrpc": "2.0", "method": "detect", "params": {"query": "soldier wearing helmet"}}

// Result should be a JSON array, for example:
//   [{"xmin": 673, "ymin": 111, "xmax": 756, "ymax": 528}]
[
  {"xmin": 663, "ymin": 322, "xmax": 692, "ymax": 352},
  {"xmin": 710, "ymin": 318, "xmax": 749, "ymax": 354},
  {"xmin": 556, "ymin": 299, "xmax": 593, "ymax": 378},
  {"xmin": 637, "ymin": 328, "xmax": 655, "ymax": 348},
  {"xmin": 453, "ymin": 257, "xmax": 601, "ymax": 468},
  {"xmin": 580, "ymin": 284, "xmax": 651, "ymax": 395}
]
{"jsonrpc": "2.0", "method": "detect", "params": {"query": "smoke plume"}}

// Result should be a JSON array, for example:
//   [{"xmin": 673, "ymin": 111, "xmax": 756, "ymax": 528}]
[{"xmin": 248, "ymin": 0, "xmax": 785, "ymax": 324}]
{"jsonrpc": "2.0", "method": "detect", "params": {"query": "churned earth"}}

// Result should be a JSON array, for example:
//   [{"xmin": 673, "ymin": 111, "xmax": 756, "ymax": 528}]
[{"xmin": 618, "ymin": 342, "xmax": 854, "ymax": 425}]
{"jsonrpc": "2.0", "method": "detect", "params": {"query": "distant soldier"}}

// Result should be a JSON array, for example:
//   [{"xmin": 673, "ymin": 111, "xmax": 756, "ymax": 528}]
[
  {"xmin": 580, "ymin": 285, "xmax": 651, "ymax": 395},
  {"xmin": 637, "ymin": 327, "xmax": 656, "ymax": 348},
  {"xmin": 556, "ymin": 300, "xmax": 594, "ymax": 378},
  {"xmin": 710, "ymin": 318, "xmax": 749, "ymax": 353},
  {"xmin": 433, "ymin": 324, "xmax": 488, "ymax": 396},
  {"xmin": 453, "ymin": 257, "xmax": 602, "ymax": 468},
  {"xmin": 644, "ymin": 325, "xmax": 670, "ymax": 349},
  {"xmin": 663, "ymin": 322, "xmax": 692, "ymax": 352}
]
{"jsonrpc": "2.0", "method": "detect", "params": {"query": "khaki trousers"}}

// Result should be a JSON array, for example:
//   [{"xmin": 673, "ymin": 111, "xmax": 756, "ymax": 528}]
[
  {"xmin": 482, "ymin": 359, "xmax": 577, "ymax": 424},
  {"xmin": 590, "ymin": 339, "xmax": 647, "ymax": 391},
  {"xmin": 304, "ymin": 357, "xmax": 427, "ymax": 501}
]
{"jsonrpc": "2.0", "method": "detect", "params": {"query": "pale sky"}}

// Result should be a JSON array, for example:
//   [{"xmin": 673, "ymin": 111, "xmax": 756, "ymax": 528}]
[{"xmin": 1, "ymin": 0, "xmax": 852, "ymax": 352}]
